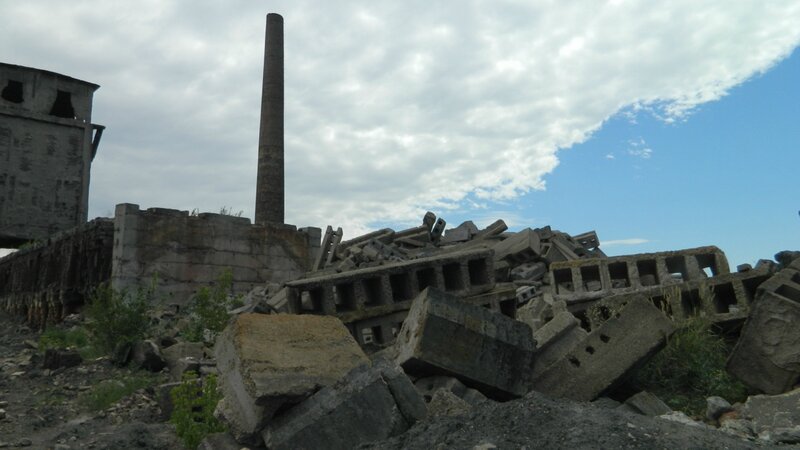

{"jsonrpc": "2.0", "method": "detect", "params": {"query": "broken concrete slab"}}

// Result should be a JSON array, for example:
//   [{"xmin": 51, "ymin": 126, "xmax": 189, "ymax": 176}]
[
  {"xmin": 532, "ymin": 297, "xmax": 674, "ymax": 401},
  {"xmin": 530, "ymin": 310, "xmax": 588, "ymax": 380},
  {"xmin": 261, "ymin": 362, "xmax": 425, "ymax": 450},
  {"xmin": 395, "ymin": 287, "xmax": 536, "ymax": 399},
  {"xmin": 214, "ymin": 313, "xmax": 369, "ymax": 444},
  {"xmin": 739, "ymin": 388, "xmax": 800, "ymax": 436},
  {"xmin": 618, "ymin": 391, "xmax": 672, "ymax": 417},
  {"xmin": 727, "ymin": 264, "xmax": 800, "ymax": 394},
  {"xmin": 491, "ymin": 228, "xmax": 541, "ymax": 264},
  {"xmin": 414, "ymin": 376, "xmax": 487, "ymax": 405}
]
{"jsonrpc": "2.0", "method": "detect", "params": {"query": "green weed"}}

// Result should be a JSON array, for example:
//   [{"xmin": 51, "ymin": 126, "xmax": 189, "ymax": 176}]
[
  {"xmin": 84, "ymin": 282, "xmax": 153, "ymax": 355},
  {"xmin": 631, "ymin": 316, "xmax": 749, "ymax": 417},
  {"xmin": 182, "ymin": 270, "xmax": 243, "ymax": 343},
  {"xmin": 170, "ymin": 371, "xmax": 225, "ymax": 449},
  {"xmin": 79, "ymin": 372, "xmax": 159, "ymax": 411},
  {"xmin": 38, "ymin": 327, "xmax": 103, "ymax": 359}
]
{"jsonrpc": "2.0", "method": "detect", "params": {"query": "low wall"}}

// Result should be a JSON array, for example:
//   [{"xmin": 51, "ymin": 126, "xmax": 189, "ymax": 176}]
[
  {"xmin": 0, "ymin": 218, "xmax": 114, "ymax": 327},
  {"xmin": 111, "ymin": 203, "xmax": 318, "ymax": 306}
]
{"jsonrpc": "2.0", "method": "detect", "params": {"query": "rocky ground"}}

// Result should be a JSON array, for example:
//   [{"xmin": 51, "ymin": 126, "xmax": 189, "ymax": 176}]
[{"xmin": 0, "ymin": 310, "xmax": 182, "ymax": 450}]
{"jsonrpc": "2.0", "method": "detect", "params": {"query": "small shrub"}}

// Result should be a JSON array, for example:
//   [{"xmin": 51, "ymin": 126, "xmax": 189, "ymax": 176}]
[
  {"xmin": 631, "ymin": 316, "xmax": 749, "ymax": 416},
  {"xmin": 85, "ymin": 282, "xmax": 153, "ymax": 355},
  {"xmin": 170, "ymin": 371, "xmax": 225, "ymax": 449},
  {"xmin": 182, "ymin": 270, "xmax": 243, "ymax": 343},
  {"xmin": 80, "ymin": 372, "xmax": 158, "ymax": 411},
  {"xmin": 38, "ymin": 327, "xmax": 102, "ymax": 359}
]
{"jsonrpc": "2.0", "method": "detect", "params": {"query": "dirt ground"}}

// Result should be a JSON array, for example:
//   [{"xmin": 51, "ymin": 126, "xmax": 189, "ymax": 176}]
[{"xmin": 0, "ymin": 311, "xmax": 182, "ymax": 450}]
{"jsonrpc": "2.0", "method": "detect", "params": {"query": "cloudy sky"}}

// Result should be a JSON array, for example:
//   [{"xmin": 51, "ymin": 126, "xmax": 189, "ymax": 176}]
[{"xmin": 2, "ymin": 1, "xmax": 799, "ymax": 264}]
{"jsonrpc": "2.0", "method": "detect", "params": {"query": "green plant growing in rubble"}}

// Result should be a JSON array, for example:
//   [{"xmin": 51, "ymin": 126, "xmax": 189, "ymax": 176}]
[
  {"xmin": 630, "ymin": 313, "xmax": 749, "ymax": 417},
  {"xmin": 84, "ymin": 280, "xmax": 155, "ymax": 356},
  {"xmin": 182, "ymin": 269, "xmax": 244, "ymax": 343},
  {"xmin": 170, "ymin": 371, "xmax": 225, "ymax": 449}
]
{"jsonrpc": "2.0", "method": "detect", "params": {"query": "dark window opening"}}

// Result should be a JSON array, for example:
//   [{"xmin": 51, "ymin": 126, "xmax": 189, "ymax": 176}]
[
  {"xmin": 50, "ymin": 90, "xmax": 75, "ymax": 118},
  {"xmin": 1, "ymin": 80, "xmax": 23, "ymax": 103},
  {"xmin": 609, "ymin": 262, "xmax": 630, "ymax": 288}
]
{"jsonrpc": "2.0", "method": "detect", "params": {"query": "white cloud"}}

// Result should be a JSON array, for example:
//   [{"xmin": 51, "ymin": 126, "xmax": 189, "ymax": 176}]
[
  {"xmin": 602, "ymin": 238, "xmax": 650, "ymax": 247},
  {"xmin": 2, "ymin": 1, "xmax": 799, "ymax": 237}
]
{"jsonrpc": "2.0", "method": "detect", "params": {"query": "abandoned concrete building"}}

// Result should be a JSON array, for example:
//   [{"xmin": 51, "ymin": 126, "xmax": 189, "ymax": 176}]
[
  {"xmin": 0, "ymin": 62, "xmax": 105, "ymax": 247},
  {"xmin": 1, "ymin": 13, "xmax": 800, "ymax": 449}
]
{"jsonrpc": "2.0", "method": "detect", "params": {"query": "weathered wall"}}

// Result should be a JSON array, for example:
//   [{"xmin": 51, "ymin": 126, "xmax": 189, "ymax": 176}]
[
  {"xmin": 0, "ymin": 62, "xmax": 102, "ymax": 247},
  {"xmin": 111, "ymin": 203, "xmax": 317, "ymax": 306},
  {"xmin": 0, "ymin": 219, "xmax": 114, "ymax": 327}
]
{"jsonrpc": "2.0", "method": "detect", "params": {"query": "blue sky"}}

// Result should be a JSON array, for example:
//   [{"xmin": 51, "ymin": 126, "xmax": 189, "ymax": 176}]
[
  {"xmin": 2, "ymin": 2, "xmax": 799, "ymax": 265},
  {"xmin": 441, "ymin": 48, "xmax": 800, "ymax": 266}
]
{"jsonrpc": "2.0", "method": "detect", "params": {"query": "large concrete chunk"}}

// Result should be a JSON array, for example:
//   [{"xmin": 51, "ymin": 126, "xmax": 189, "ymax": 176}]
[
  {"xmin": 395, "ymin": 287, "xmax": 535, "ymax": 399},
  {"xmin": 727, "ymin": 265, "xmax": 800, "ymax": 394},
  {"xmin": 532, "ymin": 297, "xmax": 674, "ymax": 401},
  {"xmin": 214, "ymin": 313, "xmax": 368, "ymax": 443},
  {"xmin": 262, "ymin": 362, "xmax": 424, "ymax": 450}
]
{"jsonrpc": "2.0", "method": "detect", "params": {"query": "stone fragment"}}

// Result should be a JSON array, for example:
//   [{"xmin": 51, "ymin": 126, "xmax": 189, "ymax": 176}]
[
  {"xmin": 162, "ymin": 341, "xmax": 205, "ymax": 381},
  {"xmin": 658, "ymin": 411, "xmax": 712, "ymax": 429},
  {"xmin": 261, "ymin": 363, "xmax": 423, "ymax": 450},
  {"xmin": 618, "ymin": 391, "xmax": 672, "ymax": 417},
  {"xmin": 197, "ymin": 432, "xmax": 243, "ymax": 450},
  {"xmin": 531, "ymin": 311, "xmax": 587, "ymax": 379},
  {"xmin": 155, "ymin": 381, "xmax": 183, "ymax": 421},
  {"xmin": 395, "ymin": 288, "xmax": 535, "ymax": 399},
  {"xmin": 510, "ymin": 262, "xmax": 547, "ymax": 282},
  {"xmin": 727, "ymin": 275, "xmax": 800, "ymax": 393},
  {"xmin": 427, "ymin": 389, "xmax": 472, "ymax": 417},
  {"xmin": 414, "ymin": 376, "xmax": 487, "ymax": 405},
  {"xmin": 706, "ymin": 396, "xmax": 733, "ymax": 421},
  {"xmin": 491, "ymin": 228, "xmax": 541, "ymax": 264},
  {"xmin": 131, "ymin": 339, "xmax": 166, "ymax": 372},
  {"xmin": 532, "ymin": 298, "xmax": 674, "ymax": 401},
  {"xmin": 214, "ymin": 313, "xmax": 369, "ymax": 444},
  {"xmin": 42, "ymin": 349, "xmax": 82, "ymax": 370},
  {"xmin": 739, "ymin": 388, "xmax": 800, "ymax": 436},
  {"xmin": 441, "ymin": 221, "xmax": 479, "ymax": 244}
]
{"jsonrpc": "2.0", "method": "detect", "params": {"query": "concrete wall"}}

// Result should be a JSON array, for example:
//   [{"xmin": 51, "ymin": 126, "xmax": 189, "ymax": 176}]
[
  {"xmin": 0, "ymin": 219, "xmax": 114, "ymax": 327},
  {"xmin": 111, "ymin": 203, "xmax": 317, "ymax": 306},
  {"xmin": 0, "ymin": 63, "xmax": 102, "ymax": 247}
]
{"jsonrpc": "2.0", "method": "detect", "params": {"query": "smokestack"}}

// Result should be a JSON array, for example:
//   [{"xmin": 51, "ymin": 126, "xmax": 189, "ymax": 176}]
[{"xmin": 255, "ymin": 13, "xmax": 284, "ymax": 224}]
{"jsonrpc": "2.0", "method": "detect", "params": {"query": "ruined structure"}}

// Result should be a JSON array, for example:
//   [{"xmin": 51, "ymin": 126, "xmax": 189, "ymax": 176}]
[
  {"xmin": 0, "ymin": 63, "xmax": 104, "ymax": 247},
  {"xmin": 255, "ymin": 13, "xmax": 284, "ymax": 225}
]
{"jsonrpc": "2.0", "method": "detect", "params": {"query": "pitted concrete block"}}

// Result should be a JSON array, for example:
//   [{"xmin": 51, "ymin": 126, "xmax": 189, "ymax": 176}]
[
  {"xmin": 532, "ymin": 297, "xmax": 674, "ymax": 401},
  {"xmin": 395, "ymin": 288, "xmax": 535, "ymax": 399},
  {"xmin": 214, "ymin": 313, "xmax": 368, "ymax": 444}
]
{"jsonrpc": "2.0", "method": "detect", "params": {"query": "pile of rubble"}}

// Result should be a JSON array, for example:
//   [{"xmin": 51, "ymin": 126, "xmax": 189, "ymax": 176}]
[{"xmin": 206, "ymin": 213, "xmax": 800, "ymax": 449}]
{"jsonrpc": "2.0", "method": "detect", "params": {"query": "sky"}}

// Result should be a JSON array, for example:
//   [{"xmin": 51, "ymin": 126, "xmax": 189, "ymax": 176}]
[{"xmin": 1, "ymin": 1, "xmax": 799, "ymax": 265}]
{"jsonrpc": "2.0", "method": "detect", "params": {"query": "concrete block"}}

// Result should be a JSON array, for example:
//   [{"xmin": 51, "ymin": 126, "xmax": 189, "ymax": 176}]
[
  {"xmin": 531, "ymin": 311, "xmax": 588, "ymax": 379},
  {"xmin": 532, "ymin": 297, "xmax": 674, "ymax": 401},
  {"xmin": 441, "ymin": 221, "xmax": 479, "ymax": 244},
  {"xmin": 395, "ymin": 287, "xmax": 536, "ymax": 399},
  {"xmin": 727, "ymin": 289, "xmax": 800, "ymax": 394},
  {"xmin": 261, "ymin": 363, "xmax": 421, "ymax": 450},
  {"xmin": 618, "ymin": 391, "xmax": 672, "ymax": 416},
  {"xmin": 214, "ymin": 313, "xmax": 369, "ymax": 444},
  {"xmin": 492, "ymin": 228, "xmax": 541, "ymax": 264}
]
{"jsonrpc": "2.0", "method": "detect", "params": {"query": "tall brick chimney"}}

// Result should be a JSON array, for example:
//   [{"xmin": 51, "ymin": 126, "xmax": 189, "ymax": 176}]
[{"xmin": 255, "ymin": 13, "xmax": 284, "ymax": 224}]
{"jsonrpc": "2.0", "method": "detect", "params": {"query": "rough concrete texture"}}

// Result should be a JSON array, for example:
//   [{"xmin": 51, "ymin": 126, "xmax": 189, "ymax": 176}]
[
  {"xmin": 727, "ymin": 265, "xmax": 800, "ymax": 394},
  {"xmin": 112, "ymin": 203, "xmax": 316, "ymax": 306},
  {"xmin": 531, "ymin": 310, "xmax": 588, "ymax": 379},
  {"xmin": 0, "ymin": 63, "xmax": 103, "ymax": 246},
  {"xmin": 395, "ymin": 287, "xmax": 535, "ymax": 399},
  {"xmin": 0, "ymin": 218, "xmax": 113, "ymax": 327},
  {"xmin": 549, "ymin": 246, "xmax": 730, "ymax": 307},
  {"xmin": 214, "ymin": 313, "xmax": 369, "ymax": 444},
  {"xmin": 261, "ymin": 362, "xmax": 424, "ymax": 450},
  {"xmin": 533, "ymin": 297, "xmax": 674, "ymax": 401},
  {"xmin": 586, "ymin": 266, "xmax": 773, "ymax": 329},
  {"xmin": 618, "ymin": 391, "xmax": 672, "ymax": 417},
  {"xmin": 740, "ymin": 388, "xmax": 800, "ymax": 436}
]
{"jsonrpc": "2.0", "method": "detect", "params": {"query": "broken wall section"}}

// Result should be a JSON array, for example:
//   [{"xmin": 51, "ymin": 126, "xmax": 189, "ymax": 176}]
[
  {"xmin": 0, "ymin": 218, "xmax": 113, "ymax": 327},
  {"xmin": 111, "ymin": 203, "xmax": 317, "ymax": 306}
]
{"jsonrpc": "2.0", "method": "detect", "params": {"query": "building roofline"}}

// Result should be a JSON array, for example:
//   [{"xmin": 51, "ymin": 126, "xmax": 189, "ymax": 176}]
[{"xmin": 0, "ymin": 62, "xmax": 100, "ymax": 91}]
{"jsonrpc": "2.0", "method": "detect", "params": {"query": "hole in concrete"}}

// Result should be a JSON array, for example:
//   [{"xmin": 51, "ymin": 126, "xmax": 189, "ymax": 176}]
[
  {"xmin": 49, "ymin": 90, "xmax": 75, "ymax": 118},
  {"xmin": 468, "ymin": 258, "xmax": 490, "ymax": 286},
  {"xmin": 553, "ymin": 268, "xmax": 573, "ymax": 294},
  {"xmin": 389, "ymin": 273, "xmax": 413, "ymax": 302},
  {"xmin": 792, "ymin": 272, "xmax": 800, "ymax": 284},
  {"xmin": 585, "ymin": 346, "xmax": 595, "ymax": 354},
  {"xmin": 695, "ymin": 253, "xmax": 720, "ymax": 278},
  {"xmin": 637, "ymin": 260, "xmax": 659, "ymax": 286},
  {"xmin": 597, "ymin": 305, "xmax": 611, "ymax": 321},
  {"xmin": 600, "ymin": 334, "xmax": 610, "ymax": 343},
  {"xmin": 442, "ymin": 262, "xmax": 465, "ymax": 291},
  {"xmin": 1, "ymin": 80, "xmax": 23, "ymax": 103},
  {"xmin": 609, "ymin": 262, "xmax": 630, "ymax": 288},
  {"xmin": 568, "ymin": 356, "xmax": 581, "ymax": 367},
  {"xmin": 776, "ymin": 284, "xmax": 800, "ymax": 304},
  {"xmin": 499, "ymin": 299, "xmax": 516, "ymax": 319},
  {"xmin": 650, "ymin": 295, "xmax": 672, "ymax": 316},
  {"xmin": 334, "ymin": 283, "xmax": 357, "ymax": 312},
  {"xmin": 666, "ymin": 256, "xmax": 688, "ymax": 282},
  {"xmin": 680, "ymin": 289, "xmax": 703, "ymax": 318},
  {"xmin": 363, "ymin": 277, "xmax": 384, "ymax": 306},
  {"xmin": 711, "ymin": 282, "xmax": 737, "ymax": 313},
  {"xmin": 371, "ymin": 326, "xmax": 385, "ymax": 345},
  {"xmin": 301, "ymin": 288, "xmax": 324, "ymax": 313},
  {"xmin": 741, "ymin": 277, "xmax": 763, "ymax": 303},
  {"xmin": 361, "ymin": 327, "xmax": 374, "ymax": 344},
  {"xmin": 416, "ymin": 267, "xmax": 437, "ymax": 291},
  {"xmin": 581, "ymin": 265, "xmax": 602, "ymax": 291}
]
